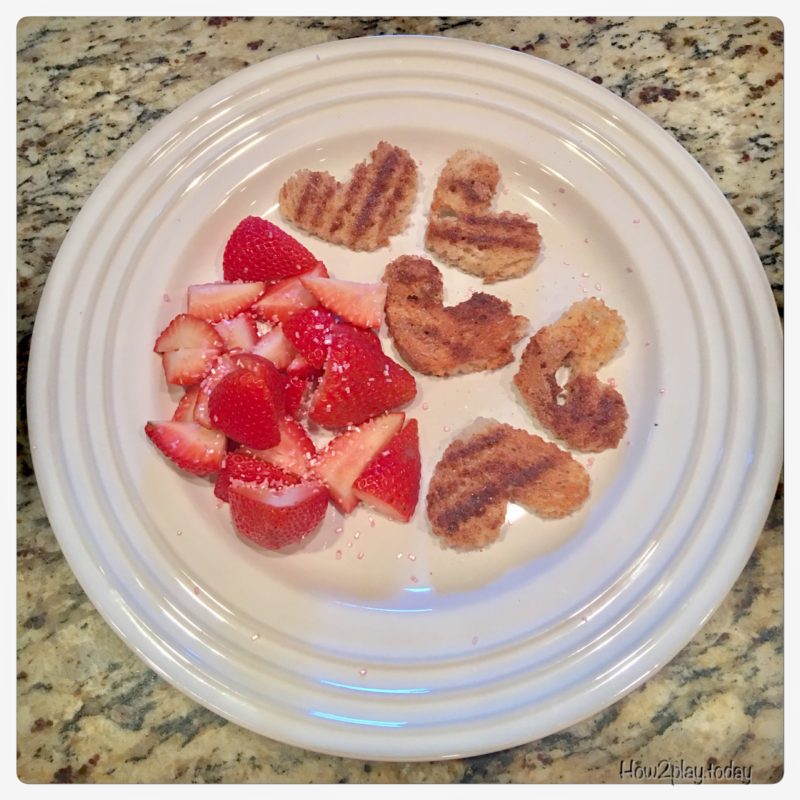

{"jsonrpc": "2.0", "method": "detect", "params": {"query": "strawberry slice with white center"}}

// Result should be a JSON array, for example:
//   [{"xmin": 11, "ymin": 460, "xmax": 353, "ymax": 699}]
[
  {"xmin": 300, "ymin": 276, "xmax": 387, "ymax": 329},
  {"xmin": 144, "ymin": 420, "xmax": 227, "ymax": 476},
  {"xmin": 312, "ymin": 412, "xmax": 405, "ymax": 513},
  {"xmin": 353, "ymin": 419, "xmax": 421, "ymax": 522},
  {"xmin": 213, "ymin": 452, "xmax": 300, "ymax": 502},
  {"xmin": 154, "ymin": 313, "xmax": 224, "ymax": 352},
  {"xmin": 187, "ymin": 281, "xmax": 266, "ymax": 323},
  {"xmin": 213, "ymin": 313, "xmax": 259, "ymax": 351},
  {"xmin": 194, "ymin": 353, "xmax": 239, "ymax": 428},
  {"xmin": 161, "ymin": 348, "xmax": 221, "ymax": 386},
  {"xmin": 249, "ymin": 325, "xmax": 296, "ymax": 370},
  {"xmin": 309, "ymin": 323, "xmax": 416, "ymax": 428},
  {"xmin": 228, "ymin": 479, "xmax": 329, "ymax": 551},
  {"xmin": 240, "ymin": 415, "xmax": 316, "ymax": 477},
  {"xmin": 208, "ymin": 368, "xmax": 282, "ymax": 450},
  {"xmin": 172, "ymin": 385, "xmax": 202, "ymax": 422},
  {"xmin": 251, "ymin": 262, "xmax": 328, "ymax": 323}
]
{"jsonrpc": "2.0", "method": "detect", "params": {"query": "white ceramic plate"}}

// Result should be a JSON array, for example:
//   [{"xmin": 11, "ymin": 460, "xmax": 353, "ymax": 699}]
[{"xmin": 28, "ymin": 37, "xmax": 782, "ymax": 761}]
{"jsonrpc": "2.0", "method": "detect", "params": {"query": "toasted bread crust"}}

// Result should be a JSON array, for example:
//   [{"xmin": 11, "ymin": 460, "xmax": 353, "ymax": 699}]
[
  {"xmin": 427, "ymin": 419, "xmax": 590, "ymax": 550},
  {"xmin": 279, "ymin": 141, "xmax": 418, "ymax": 252},
  {"xmin": 425, "ymin": 150, "xmax": 542, "ymax": 282},
  {"xmin": 514, "ymin": 298, "xmax": 628, "ymax": 452},
  {"xmin": 383, "ymin": 255, "xmax": 528, "ymax": 376}
]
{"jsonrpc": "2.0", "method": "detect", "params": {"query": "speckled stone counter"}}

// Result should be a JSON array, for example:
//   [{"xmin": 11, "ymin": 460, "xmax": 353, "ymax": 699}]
[{"xmin": 17, "ymin": 17, "xmax": 783, "ymax": 784}]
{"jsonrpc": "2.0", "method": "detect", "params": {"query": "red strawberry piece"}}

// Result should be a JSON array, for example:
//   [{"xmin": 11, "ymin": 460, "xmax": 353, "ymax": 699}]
[
  {"xmin": 282, "ymin": 307, "xmax": 339, "ymax": 369},
  {"xmin": 312, "ymin": 412, "xmax": 405, "ymax": 512},
  {"xmin": 187, "ymin": 281, "xmax": 266, "ymax": 322},
  {"xmin": 213, "ymin": 452, "xmax": 299, "ymax": 502},
  {"xmin": 161, "ymin": 348, "xmax": 221, "ymax": 386},
  {"xmin": 194, "ymin": 353, "xmax": 240, "ymax": 428},
  {"xmin": 228, "ymin": 479, "xmax": 329, "ymax": 551},
  {"xmin": 154, "ymin": 313, "xmax": 224, "ymax": 353},
  {"xmin": 222, "ymin": 216, "xmax": 324, "ymax": 283},
  {"xmin": 208, "ymin": 368, "xmax": 282, "ymax": 449},
  {"xmin": 286, "ymin": 354, "xmax": 321, "ymax": 380},
  {"xmin": 144, "ymin": 420, "xmax": 226, "ymax": 476},
  {"xmin": 282, "ymin": 374, "xmax": 311, "ymax": 418},
  {"xmin": 213, "ymin": 313, "xmax": 259, "ymax": 351},
  {"xmin": 241, "ymin": 415, "xmax": 316, "ymax": 477},
  {"xmin": 227, "ymin": 352, "xmax": 286, "ymax": 408},
  {"xmin": 300, "ymin": 276, "xmax": 387, "ymax": 329},
  {"xmin": 172, "ymin": 385, "xmax": 202, "ymax": 422},
  {"xmin": 353, "ymin": 419, "xmax": 421, "ymax": 522},
  {"xmin": 250, "ymin": 261, "xmax": 327, "ymax": 323},
  {"xmin": 309, "ymin": 324, "xmax": 416, "ymax": 427},
  {"xmin": 249, "ymin": 325, "xmax": 295, "ymax": 369}
]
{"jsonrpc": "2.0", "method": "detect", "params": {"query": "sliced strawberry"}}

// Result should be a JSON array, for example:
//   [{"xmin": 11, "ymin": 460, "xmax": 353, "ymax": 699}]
[
  {"xmin": 208, "ymin": 369, "xmax": 282, "ymax": 450},
  {"xmin": 285, "ymin": 354, "xmax": 321, "ymax": 380},
  {"xmin": 162, "ymin": 348, "xmax": 221, "ymax": 386},
  {"xmin": 213, "ymin": 452, "xmax": 299, "ymax": 502},
  {"xmin": 241, "ymin": 415, "xmax": 317, "ymax": 477},
  {"xmin": 353, "ymin": 419, "xmax": 421, "ymax": 522},
  {"xmin": 282, "ymin": 307, "xmax": 339, "ymax": 369},
  {"xmin": 213, "ymin": 313, "xmax": 259, "ymax": 351},
  {"xmin": 144, "ymin": 420, "xmax": 226, "ymax": 476},
  {"xmin": 228, "ymin": 479, "xmax": 329, "ymax": 551},
  {"xmin": 249, "ymin": 325, "xmax": 295, "ymax": 370},
  {"xmin": 300, "ymin": 276, "xmax": 387, "ymax": 329},
  {"xmin": 194, "ymin": 353, "xmax": 240, "ymax": 428},
  {"xmin": 309, "ymin": 324, "xmax": 416, "ymax": 428},
  {"xmin": 172, "ymin": 385, "xmax": 202, "ymax": 422},
  {"xmin": 312, "ymin": 412, "xmax": 405, "ymax": 513},
  {"xmin": 222, "ymin": 216, "xmax": 325, "ymax": 283},
  {"xmin": 250, "ymin": 261, "xmax": 328, "ymax": 323},
  {"xmin": 187, "ymin": 281, "xmax": 266, "ymax": 323},
  {"xmin": 154, "ymin": 313, "xmax": 224, "ymax": 353},
  {"xmin": 282, "ymin": 374, "xmax": 309, "ymax": 418}
]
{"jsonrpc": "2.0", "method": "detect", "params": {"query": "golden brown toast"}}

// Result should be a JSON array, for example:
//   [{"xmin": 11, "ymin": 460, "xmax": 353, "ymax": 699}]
[
  {"xmin": 425, "ymin": 149, "xmax": 542, "ymax": 282},
  {"xmin": 427, "ymin": 419, "xmax": 590, "ymax": 550},
  {"xmin": 278, "ymin": 141, "xmax": 418, "ymax": 252},
  {"xmin": 514, "ymin": 298, "xmax": 628, "ymax": 452},
  {"xmin": 383, "ymin": 255, "xmax": 528, "ymax": 376}
]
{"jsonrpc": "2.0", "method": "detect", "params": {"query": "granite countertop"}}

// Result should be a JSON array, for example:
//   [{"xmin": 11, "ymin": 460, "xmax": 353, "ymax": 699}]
[{"xmin": 17, "ymin": 17, "xmax": 783, "ymax": 784}]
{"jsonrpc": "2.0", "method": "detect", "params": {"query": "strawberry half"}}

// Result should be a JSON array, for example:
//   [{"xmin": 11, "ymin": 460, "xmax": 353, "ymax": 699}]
[
  {"xmin": 213, "ymin": 313, "xmax": 259, "ymax": 351},
  {"xmin": 312, "ymin": 412, "xmax": 405, "ymax": 513},
  {"xmin": 154, "ymin": 313, "xmax": 224, "ymax": 352},
  {"xmin": 222, "ymin": 216, "xmax": 324, "ymax": 283},
  {"xmin": 187, "ymin": 281, "xmax": 266, "ymax": 323},
  {"xmin": 282, "ymin": 307, "xmax": 339, "ymax": 369},
  {"xmin": 353, "ymin": 419, "xmax": 421, "ymax": 522},
  {"xmin": 228, "ymin": 480, "xmax": 329, "ymax": 550},
  {"xmin": 208, "ymin": 368, "xmax": 282, "ymax": 450},
  {"xmin": 145, "ymin": 420, "xmax": 227, "ymax": 476},
  {"xmin": 240, "ymin": 415, "xmax": 316, "ymax": 478},
  {"xmin": 213, "ymin": 452, "xmax": 299, "ymax": 502},
  {"xmin": 309, "ymin": 324, "xmax": 416, "ymax": 428},
  {"xmin": 250, "ymin": 262, "xmax": 328, "ymax": 323},
  {"xmin": 172, "ymin": 385, "xmax": 202, "ymax": 422},
  {"xmin": 300, "ymin": 276, "xmax": 387, "ymax": 329}
]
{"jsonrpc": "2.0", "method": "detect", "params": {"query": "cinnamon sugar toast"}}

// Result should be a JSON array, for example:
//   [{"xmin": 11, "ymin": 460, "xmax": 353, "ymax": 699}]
[
  {"xmin": 514, "ymin": 298, "xmax": 628, "ymax": 452},
  {"xmin": 279, "ymin": 141, "xmax": 418, "ymax": 252},
  {"xmin": 427, "ymin": 419, "xmax": 590, "ymax": 550},
  {"xmin": 383, "ymin": 255, "xmax": 528, "ymax": 376},
  {"xmin": 425, "ymin": 149, "xmax": 542, "ymax": 282}
]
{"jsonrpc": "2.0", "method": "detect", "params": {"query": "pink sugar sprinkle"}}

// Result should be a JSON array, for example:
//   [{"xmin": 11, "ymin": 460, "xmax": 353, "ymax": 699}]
[
  {"xmin": 587, "ymin": 457, "xmax": 595, "ymax": 468},
  {"xmin": 421, "ymin": 402, "xmax": 429, "ymax": 411},
  {"xmin": 633, "ymin": 218, "xmax": 641, "ymax": 224},
  {"xmin": 626, "ymin": 266, "xmax": 634, "ymax": 273},
  {"xmin": 558, "ymin": 187, "xmax": 566, "ymax": 193},
  {"xmin": 471, "ymin": 636, "xmax": 479, "ymax": 645},
  {"xmin": 581, "ymin": 271, "xmax": 590, "ymax": 278},
  {"xmin": 410, "ymin": 575, "xmax": 419, "ymax": 584},
  {"xmin": 193, "ymin": 586, "xmax": 200, "ymax": 595},
  {"xmin": 176, "ymin": 530, "xmax": 183, "ymax": 536},
  {"xmin": 397, "ymin": 553, "xmax": 404, "ymax": 559},
  {"xmin": 659, "ymin": 388, "xmax": 666, "ymax": 394},
  {"xmin": 359, "ymin": 668, "xmax": 368, "ymax": 676},
  {"xmin": 594, "ymin": 282, "xmax": 602, "ymax": 291},
  {"xmin": 335, "ymin": 526, "xmax": 343, "ymax": 534},
  {"xmin": 357, "ymin": 552, "xmax": 365, "ymax": 560},
  {"xmin": 608, "ymin": 377, "xmax": 617, "ymax": 387},
  {"xmin": 443, "ymin": 425, "xmax": 451, "ymax": 432},
  {"xmin": 368, "ymin": 517, "xmax": 375, "ymax": 527},
  {"xmin": 335, "ymin": 550, "xmax": 342, "ymax": 560},
  {"xmin": 163, "ymin": 293, "xmax": 171, "ymax": 302},
  {"xmin": 408, "ymin": 553, "xmax": 416, "ymax": 561}
]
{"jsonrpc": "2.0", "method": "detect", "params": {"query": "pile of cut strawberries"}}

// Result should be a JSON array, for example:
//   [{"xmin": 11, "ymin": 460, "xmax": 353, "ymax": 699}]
[{"xmin": 145, "ymin": 216, "xmax": 421, "ymax": 550}]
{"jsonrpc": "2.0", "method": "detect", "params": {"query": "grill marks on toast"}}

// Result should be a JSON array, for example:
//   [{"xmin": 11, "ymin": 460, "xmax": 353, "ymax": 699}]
[
  {"xmin": 279, "ymin": 141, "xmax": 418, "ymax": 252},
  {"xmin": 383, "ymin": 256, "xmax": 528, "ymax": 376},
  {"xmin": 427, "ymin": 420, "xmax": 590, "ymax": 550},
  {"xmin": 425, "ymin": 149, "xmax": 542, "ymax": 282}
]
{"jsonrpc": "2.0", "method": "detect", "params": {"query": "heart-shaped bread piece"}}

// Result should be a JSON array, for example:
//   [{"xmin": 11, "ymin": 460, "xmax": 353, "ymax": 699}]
[
  {"xmin": 278, "ymin": 141, "xmax": 418, "ymax": 252},
  {"xmin": 514, "ymin": 298, "xmax": 628, "ymax": 452},
  {"xmin": 425, "ymin": 149, "xmax": 542, "ymax": 282},
  {"xmin": 427, "ymin": 419, "xmax": 590, "ymax": 550},
  {"xmin": 383, "ymin": 255, "xmax": 528, "ymax": 376}
]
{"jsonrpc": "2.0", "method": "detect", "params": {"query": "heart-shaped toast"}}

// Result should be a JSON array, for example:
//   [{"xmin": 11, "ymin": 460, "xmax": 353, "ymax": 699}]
[
  {"xmin": 425, "ymin": 149, "xmax": 542, "ymax": 282},
  {"xmin": 279, "ymin": 141, "xmax": 418, "ymax": 252},
  {"xmin": 427, "ymin": 419, "xmax": 590, "ymax": 550},
  {"xmin": 383, "ymin": 255, "xmax": 528, "ymax": 376},
  {"xmin": 514, "ymin": 298, "xmax": 628, "ymax": 452}
]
